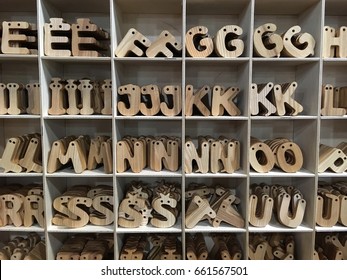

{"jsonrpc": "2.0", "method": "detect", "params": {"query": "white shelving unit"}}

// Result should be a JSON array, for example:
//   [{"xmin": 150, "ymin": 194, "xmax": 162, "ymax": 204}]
[{"xmin": 1, "ymin": 0, "xmax": 347, "ymax": 260}]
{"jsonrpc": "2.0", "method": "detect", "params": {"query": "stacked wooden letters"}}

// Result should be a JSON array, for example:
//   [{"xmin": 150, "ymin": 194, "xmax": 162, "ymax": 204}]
[
  {"xmin": 0, "ymin": 133, "xmax": 42, "ymax": 173},
  {"xmin": 316, "ymin": 182, "xmax": 347, "ymax": 227},
  {"xmin": 253, "ymin": 23, "xmax": 315, "ymax": 58},
  {"xmin": 118, "ymin": 180, "xmax": 181, "ymax": 228},
  {"xmin": 321, "ymin": 84, "xmax": 347, "ymax": 116},
  {"xmin": 185, "ymin": 85, "xmax": 241, "ymax": 116},
  {"xmin": 249, "ymin": 184, "xmax": 306, "ymax": 228},
  {"xmin": 44, "ymin": 18, "xmax": 109, "ymax": 57},
  {"xmin": 0, "ymin": 82, "xmax": 40, "ymax": 115},
  {"xmin": 0, "ymin": 184, "xmax": 44, "ymax": 228},
  {"xmin": 56, "ymin": 234, "xmax": 113, "ymax": 260},
  {"xmin": 0, "ymin": 21, "xmax": 38, "ymax": 55},
  {"xmin": 116, "ymin": 135, "xmax": 180, "ymax": 173},
  {"xmin": 315, "ymin": 233, "xmax": 347, "ymax": 260},
  {"xmin": 118, "ymin": 84, "xmax": 242, "ymax": 117},
  {"xmin": 186, "ymin": 233, "xmax": 242, "ymax": 260},
  {"xmin": 47, "ymin": 135, "xmax": 112, "ymax": 174},
  {"xmin": 185, "ymin": 136, "xmax": 240, "ymax": 174},
  {"xmin": 249, "ymin": 137, "xmax": 304, "ymax": 173},
  {"xmin": 115, "ymin": 28, "xmax": 181, "ymax": 58},
  {"xmin": 120, "ymin": 234, "xmax": 182, "ymax": 260},
  {"xmin": 0, "ymin": 233, "xmax": 45, "ymax": 260},
  {"xmin": 249, "ymin": 233, "xmax": 295, "ymax": 260},
  {"xmin": 319, "ymin": 143, "xmax": 347, "ymax": 173},
  {"xmin": 52, "ymin": 185, "xmax": 113, "ymax": 228},
  {"xmin": 250, "ymin": 82, "xmax": 303, "ymax": 116},
  {"xmin": 48, "ymin": 78, "xmax": 112, "ymax": 115},
  {"xmin": 185, "ymin": 183, "xmax": 244, "ymax": 229},
  {"xmin": 185, "ymin": 25, "xmax": 244, "ymax": 58},
  {"xmin": 117, "ymin": 84, "xmax": 181, "ymax": 116}
]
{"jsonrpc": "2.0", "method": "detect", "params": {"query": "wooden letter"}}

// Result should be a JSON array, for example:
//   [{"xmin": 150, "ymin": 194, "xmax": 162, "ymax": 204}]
[
  {"xmin": 44, "ymin": 18, "xmax": 71, "ymax": 56},
  {"xmin": 116, "ymin": 139, "xmax": 146, "ymax": 173},
  {"xmin": 65, "ymin": 79, "xmax": 80, "ymax": 115},
  {"xmin": 282, "ymin": 26, "xmax": 315, "ymax": 58},
  {"xmin": 48, "ymin": 78, "xmax": 66, "ymax": 115},
  {"xmin": 211, "ymin": 86, "xmax": 241, "ymax": 116},
  {"xmin": 321, "ymin": 84, "xmax": 346, "ymax": 116},
  {"xmin": 1, "ymin": 21, "xmax": 37, "ymax": 54},
  {"xmin": 71, "ymin": 18, "xmax": 109, "ymax": 57},
  {"xmin": 117, "ymin": 84, "xmax": 141, "ymax": 116},
  {"xmin": 184, "ymin": 138, "xmax": 209, "ymax": 173},
  {"xmin": 140, "ymin": 85, "xmax": 161, "ymax": 116},
  {"xmin": 78, "ymin": 79, "xmax": 94, "ymax": 115},
  {"xmin": 26, "ymin": 83, "xmax": 41, "ymax": 115},
  {"xmin": 250, "ymin": 83, "xmax": 277, "ymax": 116},
  {"xmin": 101, "ymin": 79, "xmax": 112, "ymax": 115},
  {"xmin": 160, "ymin": 85, "xmax": 181, "ymax": 116},
  {"xmin": 146, "ymin": 30, "xmax": 182, "ymax": 58},
  {"xmin": 185, "ymin": 85, "xmax": 211, "ymax": 116},
  {"xmin": 115, "ymin": 28, "xmax": 151, "ymax": 57},
  {"xmin": 214, "ymin": 25, "xmax": 244, "ymax": 58},
  {"xmin": 323, "ymin": 26, "xmax": 347, "ymax": 58},
  {"xmin": 273, "ymin": 82, "xmax": 303, "ymax": 116},
  {"xmin": 253, "ymin": 23, "xmax": 283, "ymax": 58},
  {"xmin": 186, "ymin": 26, "xmax": 213, "ymax": 58},
  {"xmin": 0, "ymin": 83, "xmax": 8, "ymax": 114},
  {"xmin": 7, "ymin": 83, "xmax": 26, "ymax": 115}
]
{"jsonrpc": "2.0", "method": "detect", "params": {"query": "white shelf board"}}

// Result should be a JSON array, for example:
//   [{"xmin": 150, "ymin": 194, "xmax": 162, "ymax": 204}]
[
  {"xmin": 48, "ymin": 224, "xmax": 114, "ymax": 233},
  {"xmin": 41, "ymin": 56, "xmax": 111, "ymax": 63},
  {"xmin": 315, "ymin": 225, "xmax": 347, "ymax": 232},
  {"xmin": 323, "ymin": 58, "xmax": 347, "ymax": 65},
  {"xmin": 0, "ymin": 172, "xmax": 43, "ymax": 177},
  {"xmin": 185, "ymin": 171, "xmax": 247, "ymax": 178},
  {"xmin": 116, "ymin": 168, "xmax": 182, "ymax": 178},
  {"xmin": 117, "ymin": 218, "xmax": 182, "ymax": 234},
  {"xmin": 0, "ymin": 115, "xmax": 41, "ymax": 119},
  {"xmin": 252, "ymin": 57, "xmax": 320, "ymax": 66},
  {"xmin": 250, "ymin": 168, "xmax": 314, "ymax": 177},
  {"xmin": 186, "ymin": 116, "xmax": 248, "ymax": 121},
  {"xmin": 114, "ymin": 57, "xmax": 182, "ymax": 63},
  {"xmin": 318, "ymin": 172, "xmax": 347, "ymax": 178},
  {"xmin": 185, "ymin": 221, "xmax": 246, "ymax": 233},
  {"xmin": 248, "ymin": 224, "xmax": 313, "ymax": 233},
  {"xmin": 251, "ymin": 116, "xmax": 317, "ymax": 120},
  {"xmin": 185, "ymin": 57, "xmax": 249, "ymax": 64},
  {"xmin": 46, "ymin": 168, "xmax": 112, "ymax": 178},
  {"xmin": 321, "ymin": 116, "xmax": 347, "ymax": 120},
  {"xmin": 0, "ymin": 225, "xmax": 45, "ymax": 232},
  {"xmin": 44, "ymin": 115, "xmax": 112, "ymax": 120},
  {"xmin": 0, "ymin": 54, "xmax": 38, "ymax": 61},
  {"xmin": 115, "ymin": 116, "xmax": 182, "ymax": 120}
]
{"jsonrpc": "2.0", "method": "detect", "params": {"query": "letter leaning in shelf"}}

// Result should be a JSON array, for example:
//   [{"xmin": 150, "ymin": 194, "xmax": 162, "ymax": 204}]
[
  {"xmin": 249, "ymin": 137, "xmax": 304, "ymax": 173},
  {"xmin": 186, "ymin": 25, "xmax": 244, "ymax": 58},
  {"xmin": 323, "ymin": 26, "xmax": 347, "ymax": 58},
  {"xmin": 1, "ymin": 21, "xmax": 38, "ymax": 54},
  {"xmin": 0, "ymin": 134, "xmax": 42, "ymax": 173},
  {"xmin": 250, "ymin": 82, "xmax": 303, "ymax": 116},
  {"xmin": 48, "ymin": 78, "xmax": 112, "ymax": 115},
  {"xmin": 253, "ymin": 23, "xmax": 315, "ymax": 58},
  {"xmin": 0, "ymin": 185, "xmax": 44, "ymax": 228},
  {"xmin": 47, "ymin": 135, "xmax": 112, "ymax": 174},
  {"xmin": 52, "ymin": 185, "xmax": 114, "ymax": 228},
  {"xmin": 44, "ymin": 18, "xmax": 110, "ymax": 57}
]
